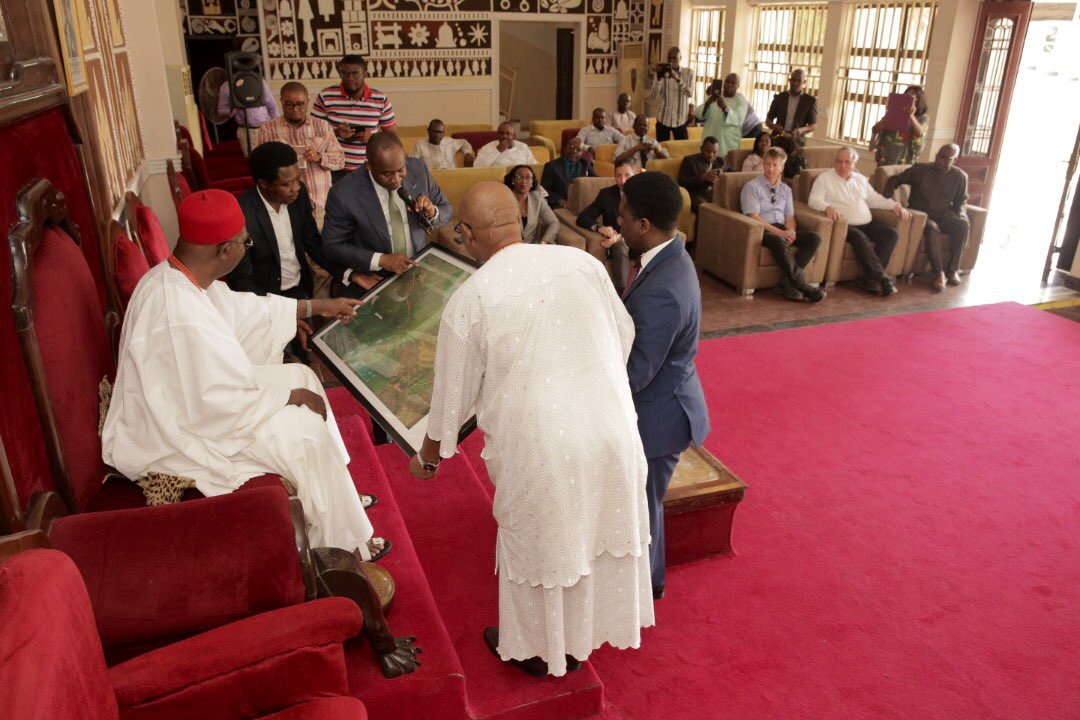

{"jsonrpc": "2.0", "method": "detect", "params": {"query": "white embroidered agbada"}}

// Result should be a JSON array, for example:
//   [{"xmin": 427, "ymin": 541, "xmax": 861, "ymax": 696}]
[
  {"xmin": 426, "ymin": 243, "xmax": 654, "ymax": 676},
  {"xmin": 101, "ymin": 262, "xmax": 374, "ymax": 553}
]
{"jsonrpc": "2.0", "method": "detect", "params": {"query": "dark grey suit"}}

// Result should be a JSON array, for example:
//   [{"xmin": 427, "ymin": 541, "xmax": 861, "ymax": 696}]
[{"xmin": 321, "ymin": 157, "xmax": 452, "ymax": 291}]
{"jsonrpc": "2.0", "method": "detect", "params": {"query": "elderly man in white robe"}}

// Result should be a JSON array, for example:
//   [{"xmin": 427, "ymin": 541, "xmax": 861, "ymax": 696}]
[
  {"xmin": 102, "ymin": 189, "xmax": 388, "ymax": 560},
  {"xmin": 409, "ymin": 180, "xmax": 654, "ymax": 677}
]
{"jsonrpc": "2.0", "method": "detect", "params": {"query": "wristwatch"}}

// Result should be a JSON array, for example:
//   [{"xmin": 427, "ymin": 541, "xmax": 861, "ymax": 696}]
[{"xmin": 417, "ymin": 453, "xmax": 440, "ymax": 473}]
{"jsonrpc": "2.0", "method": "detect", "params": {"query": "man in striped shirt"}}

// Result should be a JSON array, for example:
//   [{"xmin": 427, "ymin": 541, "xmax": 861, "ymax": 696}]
[
  {"xmin": 311, "ymin": 54, "xmax": 397, "ymax": 181},
  {"xmin": 648, "ymin": 47, "xmax": 693, "ymax": 141}
]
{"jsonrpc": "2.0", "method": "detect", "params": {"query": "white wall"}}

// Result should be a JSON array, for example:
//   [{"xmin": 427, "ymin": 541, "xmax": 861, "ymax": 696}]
[{"xmin": 501, "ymin": 22, "xmax": 559, "ymax": 127}]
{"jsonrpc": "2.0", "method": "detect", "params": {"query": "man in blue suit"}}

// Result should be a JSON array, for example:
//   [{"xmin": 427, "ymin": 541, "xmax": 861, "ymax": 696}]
[
  {"xmin": 619, "ymin": 172, "xmax": 710, "ymax": 600},
  {"xmin": 321, "ymin": 131, "xmax": 453, "ymax": 298}
]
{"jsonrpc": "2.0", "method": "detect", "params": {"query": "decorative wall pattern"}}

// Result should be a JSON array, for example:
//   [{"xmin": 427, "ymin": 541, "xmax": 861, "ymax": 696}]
[
  {"xmin": 180, "ymin": 0, "xmax": 645, "ymax": 81},
  {"xmin": 79, "ymin": 0, "xmax": 144, "ymax": 207}
]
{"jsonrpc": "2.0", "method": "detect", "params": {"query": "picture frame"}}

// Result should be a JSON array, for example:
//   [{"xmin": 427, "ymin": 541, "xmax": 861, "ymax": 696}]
[
  {"xmin": 51, "ymin": 0, "xmax": 89, "ymax": 96},
  {"xmin": 311, "ymin": 244, "xmax": 480, "ymax": 457}
]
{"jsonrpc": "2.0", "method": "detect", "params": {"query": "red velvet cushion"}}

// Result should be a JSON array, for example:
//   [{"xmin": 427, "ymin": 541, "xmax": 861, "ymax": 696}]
[
  {"xmin": 134, "ymin": 205, "xmax": 170, "ymax": 265},
  {"xmin": 178, "ymin": 123, "xmax": 194, "ymax": 149},
  {"xmin": 33, "ymin": 227, "xmax": 114, "ymax": 512},
  {"xmin": 561, "ymin": 127, "xmax": 584, "ymax": 151},
  {"xmin": 49, "ymin": 486, "xmax": 307, "ymax": 652},
  {"xmin": 206, "ymin": 154, "xmax": 251, "ymax": 179},
  {"xmin": 109, "ymin": 597, "xmax": 363, "ymax": 720},
  {"xmin": 176, "ymin": 173, "xmax": 192, "ymax": 198},
  {"xmin": 452, "ymin": 130, "xmax": 499, "ymax": 151},
  {"xmin": 189, "ymin": 147, "xmax": 212, "ymax": 190},
  {"xmin": 262, "ymin": 697, "xmax": 367, "ymax": 719},
  {"xmin": 0, "ymin": 550, "xmax": 120, "ymax": 720},
  {"xmin": 114, "ymin": 228, "xmax": 150, "ymax": 305}
]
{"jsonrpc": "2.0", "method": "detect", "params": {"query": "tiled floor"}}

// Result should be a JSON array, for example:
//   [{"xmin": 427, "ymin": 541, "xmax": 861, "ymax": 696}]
[{"xmin": 698, "ymin": 244, "xmax": 1080, "ymax": 338}]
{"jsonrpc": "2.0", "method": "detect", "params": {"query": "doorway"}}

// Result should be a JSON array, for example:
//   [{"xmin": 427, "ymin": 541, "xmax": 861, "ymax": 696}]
[
  {"xmin": 981, "ymin": 7, "xmax": 1080, "ymax": 283},
  {"xmin": 499, "ymin": 21, "xmax": 576, "ymax": 129}
]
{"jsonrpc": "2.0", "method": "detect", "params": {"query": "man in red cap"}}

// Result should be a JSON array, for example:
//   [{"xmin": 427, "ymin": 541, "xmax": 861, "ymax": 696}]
[{"xmin": 102, "ymin": 190, "xmax": 390, "ymax": 560}]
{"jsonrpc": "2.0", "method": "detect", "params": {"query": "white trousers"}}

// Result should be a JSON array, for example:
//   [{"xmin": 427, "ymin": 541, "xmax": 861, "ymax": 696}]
[{"xmin": 231, "ymin": 363, "xmax": 374, "ymax": 556}]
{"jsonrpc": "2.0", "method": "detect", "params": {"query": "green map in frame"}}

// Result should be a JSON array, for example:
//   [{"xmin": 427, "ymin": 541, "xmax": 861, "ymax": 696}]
[{"xmin": 319, "ymin": 252, "xmax": 473, "ymax": 428}]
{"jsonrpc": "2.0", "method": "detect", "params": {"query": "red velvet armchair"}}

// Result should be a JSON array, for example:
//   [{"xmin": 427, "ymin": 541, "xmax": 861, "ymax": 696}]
[{"xmin": 0, "ymin": 489, "xmax": 368, "ymax": 719}]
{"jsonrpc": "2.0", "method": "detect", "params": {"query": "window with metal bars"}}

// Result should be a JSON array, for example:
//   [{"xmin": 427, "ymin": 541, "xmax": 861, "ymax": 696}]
[
  {"xmin": 688, "ymin": 8, "xmax": 726, "ymax": 105},
  {"xmin": 746, "ymin": 3, "xmax": 829, "ymax": 116},
  {"xmin": 833, "ymin": 0, "xmax": 938, "ymax": 145}
]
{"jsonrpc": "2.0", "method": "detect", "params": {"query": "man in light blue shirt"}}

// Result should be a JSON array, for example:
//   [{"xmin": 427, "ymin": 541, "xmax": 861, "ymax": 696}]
[{"xmin": 740, "ymin": 147, "xmax": 826, "ymax": 302}]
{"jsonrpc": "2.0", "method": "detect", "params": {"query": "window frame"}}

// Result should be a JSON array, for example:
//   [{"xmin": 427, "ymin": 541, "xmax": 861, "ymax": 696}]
[
  {"xmin": 745, "ymin": 2, "xmax": 830, "ymax": 120},
  {"xmin": 831, "ymin": 0, "xmax": 939, "ymax": 145},
  {"xmin": 687, "ymin": 6, "xmax": 728, "ymax": 106}
]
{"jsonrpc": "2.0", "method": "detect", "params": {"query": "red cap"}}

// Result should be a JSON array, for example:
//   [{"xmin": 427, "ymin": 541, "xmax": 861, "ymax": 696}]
[{"xmin": 178, "ymin": 190, "xmax": 246, "ymax": 245}]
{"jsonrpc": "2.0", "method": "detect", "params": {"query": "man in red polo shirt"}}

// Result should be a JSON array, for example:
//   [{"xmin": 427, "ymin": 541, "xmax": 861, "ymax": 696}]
[{"xmin": 312, "ymin": 54, "xmax": 397, "ymax": 183}]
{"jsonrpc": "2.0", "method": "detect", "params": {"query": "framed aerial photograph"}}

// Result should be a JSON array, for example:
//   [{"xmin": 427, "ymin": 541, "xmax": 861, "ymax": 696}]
[{"xmin": 311, "ymin": 244, "xmax": 480, "ymax": 457}]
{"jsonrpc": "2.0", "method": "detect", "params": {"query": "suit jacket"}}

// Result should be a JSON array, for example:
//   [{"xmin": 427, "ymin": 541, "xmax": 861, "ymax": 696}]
[
  {"xmin": 766, "ymin": 91, "xmax": 818, "ymax": 132},
  {"xmin": 540, "ymin": 157, "xmax": 595, "ymax": 209},
  {"xmin": 624, "ymin": 239, "xmax": 710, "ymax": 458},
  {"xmin": 576, "ymin": 184, "xmax": 621, "ymax": 231},
  {"xmin": 321, "ymin": 157, "xmax": 452, "ymax": 274},
  {"xmin": 678, "ymin": 153, "xmax": 723, "ymax": 199},
  {"xmin": 522, "ymin": 191, "xmax": 560, "ymax": 244},
  {"xmin": 231, "ymin": 183, "xmax": 339, "ymax": 297}
]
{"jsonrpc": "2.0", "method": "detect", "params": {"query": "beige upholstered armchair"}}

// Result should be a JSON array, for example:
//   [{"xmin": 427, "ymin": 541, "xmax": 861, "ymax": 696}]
[
  {"xmin": 793, "ymin": 167, "xmax": 922, "ymax": 285},
  {"xmin": 695, "ymin": 172, "xmax": 832, "ymax": 295},
  {"xmin": 871, "ymin": 165, "xmax": 988, "ymax": 275},
  {"xmin": 554, "ymin": 177, "xmax": 616, "ymax": 262}
]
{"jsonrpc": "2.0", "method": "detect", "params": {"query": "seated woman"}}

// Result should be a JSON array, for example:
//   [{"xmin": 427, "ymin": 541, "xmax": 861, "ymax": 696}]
[
  {"xmin": 871, "ymin": 85, "xmax": 929, "ymax": 166},
  {"xmin": 741, "ymin": 131, "xmax": 772, "ymax": 172},
  {"xmin": 504, "ymin": 165, "xmax": 560, "ymax": 244}
]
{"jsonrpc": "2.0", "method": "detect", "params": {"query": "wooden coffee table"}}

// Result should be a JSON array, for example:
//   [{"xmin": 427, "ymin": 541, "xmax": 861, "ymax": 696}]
[{"xmin": 663, "ymin": 445, "xmax": 747, "ymax": 566}]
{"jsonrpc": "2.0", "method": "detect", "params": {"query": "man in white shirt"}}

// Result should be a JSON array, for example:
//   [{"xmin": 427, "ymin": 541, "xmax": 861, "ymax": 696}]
[
  {"xmin": 409, "ymin": 118, "xmax": 475, "ymax": 170},
  {"xmin": 102, "ymin": 189, "xmax": 388, "ymax": 559},
  {"xmin": 473, "ymin": 122, "xmax": 539, "ymax": 168},
  {"xmin": 411, "ymin": 180, "xmax": 653, "ymax": 678},
  {"xmin": 611, "ymin": 92, "xmax": 637, "ymax": 135},
  {"xmin": 807, "ymin": 146, "xmax": 911, "ymax": 296},
  {"xmin": 614, "ymin": 115, "xmax": 670, "ymax": 171},
  {"xmin": 575, "ymin": 108, "xmax": 625, "ymax": 149}
]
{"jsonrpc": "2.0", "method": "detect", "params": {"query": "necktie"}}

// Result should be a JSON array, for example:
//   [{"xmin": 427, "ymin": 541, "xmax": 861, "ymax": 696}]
[
  {"xmin": 389, "ymin": 192, "xmax": 408, "ymax": 256},
  {"xmin": 638, "ymin": 137, "xmax": 649, "ymax": 170},
  {"xmin": 622, "ymin": 257, "xmax": 642, "ymax": 299}
]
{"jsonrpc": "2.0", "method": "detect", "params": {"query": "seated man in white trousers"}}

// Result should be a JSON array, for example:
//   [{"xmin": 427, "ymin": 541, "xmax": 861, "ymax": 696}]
[{"xmin": 102, "ymin": 189, "xmax": 389, "ymax": 560}]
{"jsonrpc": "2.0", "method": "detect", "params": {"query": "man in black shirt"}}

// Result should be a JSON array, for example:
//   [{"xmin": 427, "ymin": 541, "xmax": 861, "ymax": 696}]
[{"xmin": 884, "ymin": 144, "xmax": 969, "ymax": 290}]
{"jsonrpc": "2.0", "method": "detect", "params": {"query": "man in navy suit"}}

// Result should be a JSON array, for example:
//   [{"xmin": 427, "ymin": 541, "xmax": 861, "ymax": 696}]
[
  {"xmin": 619, "ymin": 172, "xmax": 710, "ymax": 600},
  {"xmin": 321, "ymin": 131, "xmax": 453, "ymax": 298}
]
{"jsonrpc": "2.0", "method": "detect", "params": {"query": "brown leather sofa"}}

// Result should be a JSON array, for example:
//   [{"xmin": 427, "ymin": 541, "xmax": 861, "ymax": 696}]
[
  {"xmin": 793, "ymin": 167, "xmax": 922, "ymax": 285},
  {"xmin": 695, "ymin": 172, "xmax": 832, "ymax": 295},
  {"xmin": 871, "ymin": 164, "xmax": 987, "ymax": 276}
]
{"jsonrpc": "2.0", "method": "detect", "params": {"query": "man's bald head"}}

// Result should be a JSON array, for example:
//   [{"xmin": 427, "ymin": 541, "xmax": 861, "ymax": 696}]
[{"xmin": 458, "ymin": 181, "xmax": 522, "ymax": 263}]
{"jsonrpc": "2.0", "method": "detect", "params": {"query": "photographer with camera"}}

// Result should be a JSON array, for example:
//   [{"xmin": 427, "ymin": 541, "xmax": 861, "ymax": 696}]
[{"xmin": 648, "ymin": 47, "xmax": 694, "ymax": 141}]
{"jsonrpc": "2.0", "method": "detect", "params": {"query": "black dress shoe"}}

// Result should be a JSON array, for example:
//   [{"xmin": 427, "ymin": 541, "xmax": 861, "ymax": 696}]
[
  {"xmin": 565, "ymin": 656, "xmax": 583, "ymax": 672},
  {"xmin": 800, "ymin": 284, "xmax": 827, "ymax": 303},
  {"xmin": 483, "ymin": 626, "xmax": 549, "ymax": 678},
  {"xmin": 652, "ymin": 585, "xmax": 665, "ymax": 600},
  {"xmin": 854, "ymin": 276, "xmax": 881, "ymax": 294},
  {"xmin": 879, "ymin": 278, "xmax": 898, "ymax": 297}
]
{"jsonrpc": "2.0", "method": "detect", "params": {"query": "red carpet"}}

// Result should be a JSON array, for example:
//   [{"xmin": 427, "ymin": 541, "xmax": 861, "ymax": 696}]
[
  {"xmin": 591, "ymin": 302, "xmax": 1080, "ymax": 719},
  {"xmin": 334, "ymin": 302, "xmax": 1080, "ymax": 719}
]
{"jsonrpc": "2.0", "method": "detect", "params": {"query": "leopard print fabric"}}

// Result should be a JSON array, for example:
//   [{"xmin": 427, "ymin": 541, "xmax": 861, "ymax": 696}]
[{"xmin": 99, "ymin": 376, "xmax": 197, "ymax": 506}]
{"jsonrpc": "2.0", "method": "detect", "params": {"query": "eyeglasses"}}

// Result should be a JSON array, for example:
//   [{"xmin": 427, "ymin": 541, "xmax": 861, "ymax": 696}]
[
  {"xmin": 454, "ymin": 219, "xmax": 471, "ymax": 235},
  {"xmin": 769, "ymin": 188, "xmax": 777, "ymax": 203},
  {"xmin": 282, "ymin": 101, "xmax": 308, "ymax": 109},
  {"xmin": 225, "ymin": 237, "xmax": 254, "ymax": 250},
  {"xmin": 512, "ymin": 174, "xmax": 532, "ymax": 182}
]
